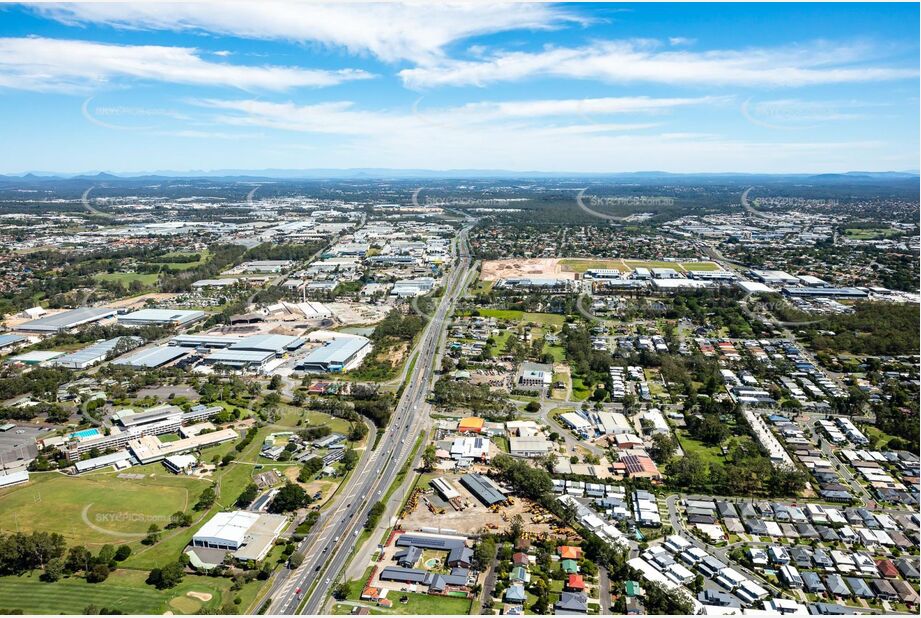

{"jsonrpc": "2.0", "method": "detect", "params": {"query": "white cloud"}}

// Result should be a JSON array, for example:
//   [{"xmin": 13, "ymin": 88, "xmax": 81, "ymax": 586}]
[
  {"xmin": 0, "ymin": 37, "xmax": 373, "ymax": 92},
  {"xmin": 181, "ymin": 95, "xmax": 902, "ymax": 173},
  {"xmin": 399, "ymin": 40, "xmax": 918, "ymax": 88},
  {"xmin": 192, "ymin": 94, "xmax": 718, "ymax": 136},
  {"xmin": 35, "ymin": 3, "xmax": 582, "ymax": 64}
]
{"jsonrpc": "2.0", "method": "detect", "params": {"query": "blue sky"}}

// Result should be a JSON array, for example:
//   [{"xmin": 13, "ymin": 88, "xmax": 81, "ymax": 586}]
[{"xmin": 0, "ymin": 2, "xmax": 918, "ymax": 174}]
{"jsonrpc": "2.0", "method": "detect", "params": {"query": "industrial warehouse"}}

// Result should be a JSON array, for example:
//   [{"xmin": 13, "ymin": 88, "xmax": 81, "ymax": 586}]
[
  {"xmin": 15, "ymin": 307, "xmax": 116, "ymax": 333},
  {"xmin": 296, "ymin": 335, "xmax": 372, "ymax": 372}
]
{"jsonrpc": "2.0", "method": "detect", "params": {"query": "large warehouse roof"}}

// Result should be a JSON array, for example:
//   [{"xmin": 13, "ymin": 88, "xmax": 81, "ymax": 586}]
[
  {"xmin": 0, "ymin": 334, "xmax": 26, "ymax": 349},
  {"xmin": 113, "ymin": 346, "xmax": 189, "ymax": 368},
  {"xmin": 17, "ymin": 307, "xmax": 116, "ymax": 332},
  {"xmin": 230, "ymin": 334, "xmax": 304, "ymax": 353},
  {"xmin": 194, "ymin": 511, "xmax": 260, "ymax": 549},
  {"xmin": 117, "ymin": 308, "xmax": 206, "ymax": 326},
  {"xmin": 460, "ymin": 473, "xmax": 506, "ymax": 506},
  {"xmin": 171, "ymin": 334, "xmax": 244, "ymax": 348},
  {"xmin": 205, "ymin": 348, "xmax": 275, "ymax": 367},
  {"xmin": 52, "ymin": 336, "xmax": 142, "ymax": 369},
  {"xmin": 299, "ymin": 336, "xmax": 369, "ymax": 367},
  {"xmin": 395, "ymin": 532, "xmax": 467, "ymax": 551}
]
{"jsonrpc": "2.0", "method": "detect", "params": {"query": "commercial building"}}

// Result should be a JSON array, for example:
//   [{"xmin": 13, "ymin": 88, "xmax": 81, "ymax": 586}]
[
  {"xmin": 516, "ymin": 362, "xmax": 553, "ymax": 392},
  {"xmin": 0, "ymin": 470, "xmax": 29, "ymax": 488},
  {"xmin": 460, "ymin": 473, "xmax": 506, "ymax": 506},
  {"xmin": 192, "ymin": 278, "xmax": 237, "ymax": 289},
  {"xmin": 750, "ymin": 269, "xmax": 799, "ymax": 286},
  {"xmin": 113, "ymin": 345, "xmax": 190, "ymax": 368},
  {"xmin": 163, "ymin": 454, "xmax": 198, "ymax": 474},
  {"xmin": 115, "ymin": 404, "xmax": 183, "ymax": 429},
  {"xmin": 73, "ymin": 451, "xmax": 133, "ymax": 474},
  {"xmin": 783, "ymin": 286, "xmax": 868, "ymax": 299},
  {"xmin": 8, "ymin": 350, "xmax": 64, "ymax": 365},
  {"xmin": 458, "ymin": 417, "xmax": 485, "ymax": 433},
  {"xmin": 297, "ymin": 336, "xmax": 371, "ymax": 373},
  {"xmin": 16, "ymin": 307, "xmax": 116, "ymax": 333},
  {"xmin": 201, "ymin": 335, "xmax": 307, "ymax": 369},
  {"xmin": 0, "ymin": 334, "xmax": 26, "ymax": 352},
  {"xmin": 52, "ymin": 336, "xmax": 142, "ymax": 369},
  {"xmin": 190, "ymin": 510, "xmax": 287, "ymax": 562},
  {"xmin": 737, "ymin": 281, "xmax": 776, "ymax": 294},
  {"xmin": 621, "ymin": 454, "xmax": 661, "ymax": 480},
  {"xmin": 509, "ymin": 437, "xmax": 554, "ymax": 458},
  {"xmin": 117, "ymin": 309, "xmax": 206, "ymax": 327},
  {"xmin": 560, "ymin": 412, "xmax": 592, "ymax": 436},
  {"xmin": 128, "ymin": 428, "xmax": 238, "ymax": 464},
  {"xmin": 235, "ymin": 260, "xmax": 291, "ymax": 273},
  {"xmin": 171, "ymin": 334, "xmax": 243, "ymax": 349},
  {"xmin": 390, "ymin": 277, "xmax": 436, "ymax": 298}
]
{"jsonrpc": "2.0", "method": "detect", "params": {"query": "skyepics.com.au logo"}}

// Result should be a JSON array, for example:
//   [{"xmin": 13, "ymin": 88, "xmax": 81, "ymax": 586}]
[
  {"xmin": 82, "ymin": 505, "xmax": 187, "ymax": 538},
  {"xmin": 575, "ymin": 188, "xmax": 674, "ymax": 221},
  {"xmin": 743, "ymin": 293, "xmax": 828, "ymax": 327},
  {"xmin": 93, "ymin": 512, "xmax": 177, "ymax": 524},
  {"xmin": 81, "ymin": 97, "xmax": 183, "ymax": 131}
]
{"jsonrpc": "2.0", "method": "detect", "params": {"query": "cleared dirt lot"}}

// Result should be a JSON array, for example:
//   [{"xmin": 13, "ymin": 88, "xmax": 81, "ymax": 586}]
[
  {"xmin": 400, "ymin": 472, "xmax": 559, "ymax": 537},
  {"xmin": 480, "ymin": 258, "xmax": 577, "ymax": 281}
]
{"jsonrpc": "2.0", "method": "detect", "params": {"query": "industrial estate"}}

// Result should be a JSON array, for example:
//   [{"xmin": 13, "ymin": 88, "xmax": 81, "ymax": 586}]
[
  {"xmin": 0, "ymin": 2, "xmax": 918, "ymax": 617},
  {"xmin": 0, "ymin": 172, "xmax": 917, "ymax": 616}
]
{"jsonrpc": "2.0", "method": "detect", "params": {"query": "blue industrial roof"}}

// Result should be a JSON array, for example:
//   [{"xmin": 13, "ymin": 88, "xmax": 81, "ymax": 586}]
[{"xmin": 0, "ymin": 334, "xmax": 25, "ymax": 348}]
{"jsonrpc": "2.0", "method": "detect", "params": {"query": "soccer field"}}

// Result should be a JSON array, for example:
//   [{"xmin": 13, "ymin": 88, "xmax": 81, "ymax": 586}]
[{"xmin": 0, "ymin": 471, "xmax": 208, "ymax": 547}]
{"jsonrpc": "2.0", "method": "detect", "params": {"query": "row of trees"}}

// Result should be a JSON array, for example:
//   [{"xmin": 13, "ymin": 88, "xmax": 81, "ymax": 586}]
[{"xmin": 0, "ymin": 530, "xmax": 132, "ymax": 585}]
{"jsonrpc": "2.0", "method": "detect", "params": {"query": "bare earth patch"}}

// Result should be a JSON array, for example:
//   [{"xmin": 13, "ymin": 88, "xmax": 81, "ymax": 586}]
[{"xmin": 480, "ymin": 258, "xmax": 576, "ymax": 281}]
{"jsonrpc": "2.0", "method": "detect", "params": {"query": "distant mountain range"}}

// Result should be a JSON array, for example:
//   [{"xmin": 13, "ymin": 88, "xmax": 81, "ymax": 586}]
[{"xmin": 2, "ymin": 169, "xmax": 919, "ymax": 181}]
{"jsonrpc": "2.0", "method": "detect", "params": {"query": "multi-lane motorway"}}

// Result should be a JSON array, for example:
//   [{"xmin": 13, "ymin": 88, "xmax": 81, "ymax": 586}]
[{"xmin": 263, "ymin": 222, "xmax": 475, "ymax": 615}]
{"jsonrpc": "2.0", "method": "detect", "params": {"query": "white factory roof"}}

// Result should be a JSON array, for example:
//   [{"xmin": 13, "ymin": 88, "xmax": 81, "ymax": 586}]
[
  {"xmin": 561, "ymin": 412, "xmax": 591, "ymax": 431},
  {"xmin": 194, "ymin": 511, "xmax": 260, "ymax": 548},
  {"xmin": 10, "ymin": 350, "xmax": 65, "ymax": 363},
  {"xmin": 117, "ymin": 309, "xmax": 206, "ymax": 325},
  {"xmin": 737, "ymin": 281, "xmax": 775, "ymax": 294}
]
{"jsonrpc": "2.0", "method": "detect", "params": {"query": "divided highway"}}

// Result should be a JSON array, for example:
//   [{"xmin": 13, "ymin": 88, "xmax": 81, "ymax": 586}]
[{"xmin": 264, "ymin": 223, "xmax": 475, "ymax": 615}]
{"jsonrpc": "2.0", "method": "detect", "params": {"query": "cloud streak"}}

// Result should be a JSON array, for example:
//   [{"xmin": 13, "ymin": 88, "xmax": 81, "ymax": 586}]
[
  {"xmin": 399, "ymin": 40, "xmax": 918, "ymax": 88},
  {"xmin": 34, "ymin": 3, "xmax": 582, "ymax": 64},
  {"xmin": 0, "ymin": 37, "xmax": 373, "ymax": 92}
]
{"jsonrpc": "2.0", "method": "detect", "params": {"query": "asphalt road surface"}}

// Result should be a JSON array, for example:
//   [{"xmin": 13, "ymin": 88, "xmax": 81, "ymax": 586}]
[{"xmin": 264, "ymin": 223, "xmax": 475, "ymax": 615}]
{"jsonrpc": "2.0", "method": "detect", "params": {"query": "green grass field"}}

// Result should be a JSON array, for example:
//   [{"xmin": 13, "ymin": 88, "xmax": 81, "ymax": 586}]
[
  {"xmin": 679, "ymin": 261, "xmax": 721, "ymax": 271},
  {"xmin": 676, "ymin": 430, "xmax": 724, "ymax": 466},
  {"xmin": 0, "ymin": 570, "xmax": 227, "ymax": 615},
  {"xmin": 543, "ymin": 344, "xmax": 566, "ymax": 362},
  {"xmin": 0, "ymin": 472, "xmax": 207, "ymax": 548},
  {"xmin": 571, "ymin": 376, "xmax": 592, "ymax": 401},
  {"xmin": 93, "ymin": 272, "xmax": 160, "ymax": 287},
  {"xmin": 559, "ymin": 258, "xmax": 628, "ymax": 273},
  {"xmin": 332, "ymin": 592, "xmax": 471, "ymax": 615},
  {"xmin": 477, "ymin": 309, "xmax": 565, "ymax": 326},
  {"xmin": 560, "ymin": 258, "xmax": 720, "ymax": 273},
  {"xmin": 152, "ymin": 249, "xmax": 212, "ymax": 271},
  {"xmin": 844, "ymin": 228, "xmax": 901, "ymax": 240}
]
